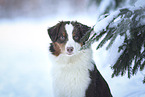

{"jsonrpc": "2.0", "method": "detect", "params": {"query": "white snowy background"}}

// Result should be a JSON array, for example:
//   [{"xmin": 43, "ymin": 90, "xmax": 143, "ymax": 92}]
[{"xmin": 0, "ymin": 0, "xmax": 145, "ymax": 97}]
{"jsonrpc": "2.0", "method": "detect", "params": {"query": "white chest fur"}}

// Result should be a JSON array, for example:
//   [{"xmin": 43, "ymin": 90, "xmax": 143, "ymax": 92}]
[{"xmin": 51, "ymin": 49, "xmax": 94, "ymax": 97}]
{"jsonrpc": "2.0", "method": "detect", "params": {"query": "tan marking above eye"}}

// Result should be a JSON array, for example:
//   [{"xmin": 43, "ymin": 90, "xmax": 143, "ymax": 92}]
[
  {"xmin": 62, "ymin": 32, "xmax": 66, "ymax": 36},
  {"xmin": 72, "ymin": 32, "xmax": 76, "ymax": 37}
]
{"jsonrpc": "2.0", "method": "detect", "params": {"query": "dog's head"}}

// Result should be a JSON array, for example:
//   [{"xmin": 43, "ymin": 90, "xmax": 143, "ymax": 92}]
[{"xmin": 48, "ymin": 21, "xmax": 91, "ymax": 56}]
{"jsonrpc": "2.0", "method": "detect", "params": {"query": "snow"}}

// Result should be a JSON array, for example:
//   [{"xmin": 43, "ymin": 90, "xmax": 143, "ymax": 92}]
[
  {"xmin": 135, "ymin": 0, "xmax": 145, "ymax": 8},
  {"xmin": 0, "ymin": 0, "xmax": 145, "ymax": 97},
  {"xmin": 97, "ymin": 0, "xmax": 114, "ymax": 16},
  {"xmin": 94, "ymin": 10, "xmax": 120, "ymax": 33},
  {"xmin": 92, "ymin": 36, "xmax": 145, "ymax": 97},
  {"xmin": 0, "ymin": 20, "xmax": 53, "ymax": 97}
]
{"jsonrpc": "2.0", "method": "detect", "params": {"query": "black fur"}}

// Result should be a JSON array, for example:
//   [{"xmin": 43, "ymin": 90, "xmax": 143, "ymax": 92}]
[
  {"xmin": 85, "ymin": 62, "xmax": 112, "ymax": 97},
  {"xmin": 71, "ymin": 21, "xmax": 91, "ymax": 42},
  {"xmin": 49, "ymin": 43, "xmax": 55, "ymax": 55}
]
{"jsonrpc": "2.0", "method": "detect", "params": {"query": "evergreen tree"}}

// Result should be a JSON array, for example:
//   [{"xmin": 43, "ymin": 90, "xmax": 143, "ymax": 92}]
[
  {"xmin": 82, "ymin": 0, "xmax": 145, "ymax": 83},
  {"xmin": 89, "ymin": 0, "xmax": 137, "ymax": 16}
]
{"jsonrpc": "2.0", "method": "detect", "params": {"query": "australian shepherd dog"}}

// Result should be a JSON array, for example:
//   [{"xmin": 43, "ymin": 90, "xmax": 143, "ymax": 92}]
[{"xmin": 48, "ymin": 21, "xmax": 112, "ymax": 97}]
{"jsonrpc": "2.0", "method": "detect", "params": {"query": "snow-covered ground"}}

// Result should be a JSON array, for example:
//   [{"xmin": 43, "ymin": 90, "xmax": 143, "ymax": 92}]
[{"xmin": 0, "ymin": 0, "xmax": 145, "ymax": 96}]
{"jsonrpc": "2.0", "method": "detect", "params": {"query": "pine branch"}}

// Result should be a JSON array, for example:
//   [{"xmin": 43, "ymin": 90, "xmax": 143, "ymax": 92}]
[{"xmin": 81, "ymin": 7, "xmax": 145, "ymax": 83}]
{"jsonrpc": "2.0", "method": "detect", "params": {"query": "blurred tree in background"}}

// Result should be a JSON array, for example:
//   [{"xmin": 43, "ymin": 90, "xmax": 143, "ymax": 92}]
[
  {"xmin": 82, "ymin": 0, "xmax": 145, "ymax": 83},
  {"xmin": 89, "ymin": 0, "xmax": 137, "ymax": 16},
  {"xmin": 0, "ymin": 0, "xmax": 41, "ymax": 18},
  {"xmin": 0, "ymin": 0, "xmax": 87, "ymax": 19}
]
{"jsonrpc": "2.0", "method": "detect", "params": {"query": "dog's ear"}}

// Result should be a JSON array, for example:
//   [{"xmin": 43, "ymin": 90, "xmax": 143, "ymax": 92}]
[
  {"xmin": 48, "ymin": 21, "xmax": 70, "ymax": 42},
  {"xmin": 71, "ymin": 21, "xmax": 91, "ymax": 41},
  {"xmin": 47, "ymin": 23, "xmax": 62, "ymax": 42},
  {"xmin": 79, "ymin": 23, "xmax": 91, "ymax": 36}
]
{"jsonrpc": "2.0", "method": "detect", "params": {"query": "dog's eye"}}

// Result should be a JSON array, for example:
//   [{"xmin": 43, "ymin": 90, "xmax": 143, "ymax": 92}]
[
  {"xmin": 59, "ymin": 36, "xmax": 65, "ymax": 41},
  {"xmin": 73, "ymin": 36, "xmax": 79, "ymax": 40}
]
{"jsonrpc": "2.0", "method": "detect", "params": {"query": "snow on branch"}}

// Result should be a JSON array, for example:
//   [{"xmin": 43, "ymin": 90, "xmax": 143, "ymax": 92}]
[{"xmin": 81, "ymin": 7, "xmax": 145, "ymax": 83}]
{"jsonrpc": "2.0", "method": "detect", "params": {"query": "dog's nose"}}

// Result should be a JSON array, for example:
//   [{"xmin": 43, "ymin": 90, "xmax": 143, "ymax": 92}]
[{"xmin": 67, "ymin": 47, "xmax": 74, "ymax": 53}]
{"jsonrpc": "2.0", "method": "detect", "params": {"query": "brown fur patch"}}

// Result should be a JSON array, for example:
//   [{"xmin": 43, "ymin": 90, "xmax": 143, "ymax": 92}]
[{"xmin": 52, "ymin": 42, "xmax": 66, "ymax": 56}]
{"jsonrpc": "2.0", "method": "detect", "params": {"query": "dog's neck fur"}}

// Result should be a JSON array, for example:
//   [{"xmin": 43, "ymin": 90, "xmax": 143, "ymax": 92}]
[
  {"xmin": 50, "ymin": 48, "xmax": 94, "ymax": 97},
  {"xmin": 52, "ymin": 48, "xmax": 93, "ymax": 70}
]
